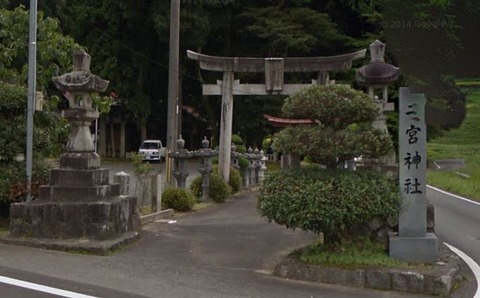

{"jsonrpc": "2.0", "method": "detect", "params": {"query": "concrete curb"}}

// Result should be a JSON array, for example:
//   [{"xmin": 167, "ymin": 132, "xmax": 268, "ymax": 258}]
[
  {"xmin": 273, "ymin": 243, "xmax": 464, "ymax": 296},
  {"xmin": 0, "ymin": 208, "xmax": 173, "ymax": 256},
  {"xmin": 0, "ymin": 231, "xmax": 140, "ymax": 256},
  {"xmin": 140, "ymin": 209, "xmax": 174, "ymax": 225}
]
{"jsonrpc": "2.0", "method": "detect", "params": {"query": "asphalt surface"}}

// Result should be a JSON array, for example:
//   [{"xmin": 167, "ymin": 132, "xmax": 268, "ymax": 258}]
[
  {"xmin": 0, "ymin": 190, "xmax": 434, "ymax": 298},
  {"xmin": 0, "ymin": 159, "xmax": 476, "ymax": 297},
  {"xmin": 433, "ymin": 159, "xmax": 466, "ymax": 171}
]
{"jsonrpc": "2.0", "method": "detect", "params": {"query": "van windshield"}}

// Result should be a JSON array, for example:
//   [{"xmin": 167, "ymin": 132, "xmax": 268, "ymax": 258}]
[{"xmin": 140, "ymin": 142, "xmax": 160, "ymax": 149}]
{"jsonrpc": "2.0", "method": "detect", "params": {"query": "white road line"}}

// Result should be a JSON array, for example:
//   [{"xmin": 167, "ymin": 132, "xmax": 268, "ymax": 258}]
[
  {"xmin": 427, "ymin": 185, "xmax": 480, "ymax": 207},
  {"xmin": 0, "ymin": 275, "xmax": 97, "ymax": 298},
  {"xmin": 444, "ymin": 243, "xmax": 480, "ymax": 298},
  {"xmin": 428, "ymin": 185, "xmax": 480, "ymax": 297}
]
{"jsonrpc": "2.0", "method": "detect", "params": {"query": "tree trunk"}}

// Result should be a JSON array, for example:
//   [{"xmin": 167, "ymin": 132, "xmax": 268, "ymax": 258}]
[
  {"xmin": 177, "ymin": 55, "xmax": 183, "ymax": 138},
  {"xmin": 110, "ymin": 123, "xmax": 116, "ymax": 158},
  {"xmin": 141, "ymin": 123, "xmax": 147, "ymax": 141},
  {"xmin": 120, "ymin": 121, "xmax": 126, "ymax": 158}
]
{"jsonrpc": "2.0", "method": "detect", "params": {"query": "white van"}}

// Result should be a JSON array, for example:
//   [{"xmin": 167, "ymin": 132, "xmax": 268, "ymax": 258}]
[{"xmin": 138, "ymin": 140, "xmax": 166, "ymax": 162}]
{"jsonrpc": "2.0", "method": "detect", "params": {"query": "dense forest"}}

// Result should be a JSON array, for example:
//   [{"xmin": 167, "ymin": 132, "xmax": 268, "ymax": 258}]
[{"xmin": 1, "ymin": 0, "xmax": 479, "ymax": 150}]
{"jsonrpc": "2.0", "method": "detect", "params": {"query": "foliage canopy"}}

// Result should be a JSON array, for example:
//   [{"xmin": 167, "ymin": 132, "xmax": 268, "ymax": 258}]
[
  {"xmin": 273, "ymin": 85, "xmax": 393, "ymax": 168},
  {"xmin": 0, "ymin": 6, "xmax": 78, "ymax": 205}
]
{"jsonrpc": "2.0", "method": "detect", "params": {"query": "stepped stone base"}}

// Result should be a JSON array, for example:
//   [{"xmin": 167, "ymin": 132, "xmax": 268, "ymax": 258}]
[
  {"xmin": 389, "ymin": 232, "xmax": 439, "ymax": 263},
  {"xmin": 0, "ymin": 231, "xmax": 140, "ymax": 256},
  {"xmin": 9, "ymin": 196, "xmax": 140, "ymax": 241},
  {"xmin": 8, "ymin": 151, "xmax": 140, "ymax": 254},
  {"xmin": 59, "ymin": 152, "xmax": 100, "ymax": 169}
]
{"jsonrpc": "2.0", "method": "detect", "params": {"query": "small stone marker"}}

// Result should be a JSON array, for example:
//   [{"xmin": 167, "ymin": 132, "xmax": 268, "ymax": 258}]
[
  {"xmin": 114, "ymin": 171, "xmax": 130, "ymax": 196},
  {"xmin": 389, "ymin": 87, "xmax": 438, "ymax": 263}
]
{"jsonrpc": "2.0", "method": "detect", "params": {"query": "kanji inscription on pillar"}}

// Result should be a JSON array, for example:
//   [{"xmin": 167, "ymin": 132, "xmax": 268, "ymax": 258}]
[{"xmin": 398, "ymin": 87, "xmax": 427, "ymax": 236}]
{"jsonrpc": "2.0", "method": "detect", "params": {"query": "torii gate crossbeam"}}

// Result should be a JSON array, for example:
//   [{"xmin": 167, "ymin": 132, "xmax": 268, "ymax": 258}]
[{"xmin": 187, "ymin": 49, "xmax": 366, "ymax": 182}]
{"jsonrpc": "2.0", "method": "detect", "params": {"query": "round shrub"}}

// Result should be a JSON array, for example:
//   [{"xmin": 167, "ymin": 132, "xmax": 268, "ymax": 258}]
[
  {"xmin": 212, "ymin": 165, "xmax": 241, "ymax": 194},
  {"xmin": 257, "ymin": 167, "xmax": 401, "ymax": 244},
  {"xmin": 235, "ymin": 144, "xmax": 247, "ymax": 153},
  {"xmin": 238, "ymin": 157, "xmax": 249, "ymax": 171},
  {"xmin": 162, "ymin": 187, "xmax": 196, "ymax": 212},
  {"xmin": 231, "ymin": 134, "xmax": 244, "ymax": 145},
  {"xmin": 228, "ymin": 167, "xmax": 242, "ymax": 194},
  {"xmin": 209, "ymin": 173, "xmax": 231, "ymax": 202},
  {"xmin": 190, "ymin": 172, "xmax": 231, "ymax": 203},
  {"xmin": 190, "ymin": 176, "xmax": 202, "ymax": 198}
]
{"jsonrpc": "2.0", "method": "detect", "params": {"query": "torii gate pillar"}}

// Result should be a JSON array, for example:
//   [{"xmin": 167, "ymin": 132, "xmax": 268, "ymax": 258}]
[{"xmin": 219, "ymin": 71, "xmax": 234, "ymax": 183}]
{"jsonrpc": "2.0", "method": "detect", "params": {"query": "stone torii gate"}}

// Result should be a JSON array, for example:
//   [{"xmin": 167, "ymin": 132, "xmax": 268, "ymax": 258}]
[{"xmin": 187, "ymin": 49, "xmax": 366, "ymax": 181}]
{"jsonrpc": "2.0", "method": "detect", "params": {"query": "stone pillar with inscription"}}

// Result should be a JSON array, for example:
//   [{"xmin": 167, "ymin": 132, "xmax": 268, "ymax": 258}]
[
  {"xmin": 8, "ymin": 51, "xmax": 140, "ymax": 254},
  {"xmin": 388, "ymin": 87, "xmax": 438, "ymax": 263}
]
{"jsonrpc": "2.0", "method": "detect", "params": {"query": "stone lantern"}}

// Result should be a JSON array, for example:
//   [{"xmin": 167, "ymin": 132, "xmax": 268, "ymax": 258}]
[
  {"xmin": 356, "ymin": 40, "xmax": 400, "ymax": 132},
  {"xmin": 8, "ymin": 51, "xmax": 140, "ymax": 254},
  {"xmin": 246, "ymin": 147, "xmax": 257, "ymax": 187},
  {"xmin": 54, "ymin": 50, "xmax": 108, "ymax": 158},
  {"xmin": 230, "ymin": 144, "xmax": 240, "ymax": 172},
  {"xmin": 170, "ymin": 136, "xmax": 193, "ymax": 188},
  {"xmin": 195, "ymin": 137, "xmax": 218, "ymax": 201},
  {"xmin": 356, "ymin": 40, "xmax": 400, "ymax": 167}
]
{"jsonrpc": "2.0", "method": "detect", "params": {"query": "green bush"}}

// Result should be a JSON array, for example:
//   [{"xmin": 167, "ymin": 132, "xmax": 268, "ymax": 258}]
[
  {"xmin": 0, "ymin": 160, "xmax": 50, "ymax": 218},
  {"xmin": 257, "ymin": 167, "xmax": 401, "ymax": 244},
  {"xmin": 228, "ymin": 167, "xmax": 242, "ymax": 193},
  {"xmin": 190, "ymin": 176, "xmax": 202, "ymax": 198},
  {"xmin": 190, "ymin": 171, "xmax": 232, "ymax": 203},
  {"xmin": 235, "ymin": 144, "xmax": 247, "ymax": 153},
  {"xmin": 231, "ymin": 134, "xmax": 246, "ymax": 153},
  {"xmin": 238, "ymin": 156, "xmax": 249, "ymax": 171},
  {"xmin": 0, "ymin": 161, "xmax": 49, "ymax": 202},
  {"xmin": 274, "ymin": 84, "xmax": 393, "ymax": 168},
  {"xmin": 212, "ymin": 165, "xmax": 241, "ymax": 194},
  {"xmin": 209, "ymin": 173, "xmax": 231, "ymax": 202},
  {"xmin": 161, "ymin": 187, "xmax": 196, "ymax": 212},
  {"xmin": 231, "ymin": 134, "xmax": 244, "ymax": 145}
]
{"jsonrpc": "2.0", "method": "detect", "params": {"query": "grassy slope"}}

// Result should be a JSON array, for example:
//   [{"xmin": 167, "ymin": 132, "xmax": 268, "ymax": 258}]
[{"xmin": 427, "ymin": 85, "xmax": 480, "ymax": 201}]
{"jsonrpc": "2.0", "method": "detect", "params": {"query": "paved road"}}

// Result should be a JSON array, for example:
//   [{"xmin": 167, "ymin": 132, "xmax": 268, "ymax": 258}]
[
  {"xmin": 0, "ymin": 191, "xmax": 433, "ymax": 298},
  {"xmin": 429, "ymin": 188, "xmax": 480, "ymax": 263},
  {"xmin": 428, "ymin": 186, "xmax": 480, "ymax": 266},
  {"xmin": 0, "ymin": 160, "xmax": 475, "ymax": 297},
  {"xmin": 0, "ymin": 266, "xmax": 147, "ymax": 298}
]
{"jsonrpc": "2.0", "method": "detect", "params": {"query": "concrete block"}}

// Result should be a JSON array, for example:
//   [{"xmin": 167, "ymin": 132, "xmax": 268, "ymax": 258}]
[
  {"xmin": 389, "ymin": 232, "xmax": 438, "ymax": 263},
  {"xmin": 365, "ymin": 269, "xmax": 392, "ymax": 290},
  {"xmin": 391, "ymin": 270, "xmax": 425, "ymax": 293}
]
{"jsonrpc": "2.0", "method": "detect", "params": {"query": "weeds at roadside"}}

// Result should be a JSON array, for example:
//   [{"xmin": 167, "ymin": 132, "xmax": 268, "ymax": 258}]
[{"xmin": 299, "ymin": 238, "xmax": 430, "ymax": 270}]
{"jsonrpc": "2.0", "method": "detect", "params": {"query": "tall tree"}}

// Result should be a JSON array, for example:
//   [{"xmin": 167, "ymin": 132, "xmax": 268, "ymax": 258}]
[{"xmin": 0, "ymin": 6, "xmax": 78, "ymax": 206}]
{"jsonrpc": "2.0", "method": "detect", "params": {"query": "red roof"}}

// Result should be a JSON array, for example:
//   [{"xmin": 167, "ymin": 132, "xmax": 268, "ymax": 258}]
[{"xmin": 264, "ymin": 114, "xmax": 316, "ymax": 128}]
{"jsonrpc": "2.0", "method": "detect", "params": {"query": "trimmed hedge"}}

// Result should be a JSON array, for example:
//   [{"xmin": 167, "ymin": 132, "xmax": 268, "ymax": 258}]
[
  {"xmin": 162, "ymin": 187, "xmax": 196, "ymax": 212},
  {"xmin": 257, "ymin": 167, "xmax": 401, "ymax": 244}
]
